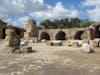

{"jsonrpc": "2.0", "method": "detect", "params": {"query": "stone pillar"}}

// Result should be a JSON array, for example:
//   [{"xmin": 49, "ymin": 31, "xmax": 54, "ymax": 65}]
[
  {"xmin": 24, "ymin": 19, "xmax": 38, "ymax": 39},
  {"xmin": 89, "ymin": 26, "xmax": 95, "ymax": 40},
  {"xmin": 5, "ymin": 28, "xmax": 20, "ymax": 47}
]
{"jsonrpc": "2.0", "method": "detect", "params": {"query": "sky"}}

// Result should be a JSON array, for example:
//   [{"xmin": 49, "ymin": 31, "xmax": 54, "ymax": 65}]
[{"xmin": 0, "ymin": 0, "xmax": 100, "ymax": 27}]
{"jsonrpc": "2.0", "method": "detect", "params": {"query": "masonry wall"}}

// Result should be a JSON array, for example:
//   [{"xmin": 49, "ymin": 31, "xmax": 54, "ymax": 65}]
[{"xmin": 38, "ymin": 27, "xmax": 90, "ymax": 40}]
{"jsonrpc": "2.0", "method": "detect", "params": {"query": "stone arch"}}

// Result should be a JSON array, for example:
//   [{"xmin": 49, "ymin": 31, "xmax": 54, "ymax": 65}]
[
  {"xmin": 55, "ymin": 31, "xmax": 66, "ymax": 40},
  {"xmin": 2, "ymin": 28, "xmax": 6, "ymax": 39},
  {"xmin": 74, "ymin": 31, "xmax": 84, "ymax": 40},
  {"xmin": 95, "ymin": 26, "xmax": 100, "ymax": 38},
  {"xmin": 40, "ymin": 32, "xmax": 50, "ymax": 40},
  {"xmin": 15, "ymin": 29, "xmax": 22, "ymax": 38}
]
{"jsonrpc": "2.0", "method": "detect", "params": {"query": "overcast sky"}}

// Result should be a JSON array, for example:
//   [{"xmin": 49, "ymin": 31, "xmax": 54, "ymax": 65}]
[{"xmin": 0, "ymin": 0, "xmax": 100, "ymax": 27}]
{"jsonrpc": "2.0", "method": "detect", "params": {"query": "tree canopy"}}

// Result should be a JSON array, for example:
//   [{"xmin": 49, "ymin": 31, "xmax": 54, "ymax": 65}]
[{"xmin": 40, "ymin": 18, "xmax": 93, "ymax": 29}]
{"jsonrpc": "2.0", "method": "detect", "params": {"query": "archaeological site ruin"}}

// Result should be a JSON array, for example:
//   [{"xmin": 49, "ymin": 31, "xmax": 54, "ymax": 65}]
[
  {"xmin": 0, "ymin": 19, "xmax": 100, "ymax": 41},
  {"xmin": 0, "ymin": 19, "xmax": 100, "ymax": 75},
  {"xmin": 0, "ymin": 19, "xmax": 100, "ymax": 50},
  {"xmin": 0, "ymin": 20, "xmax": 100, "ymax": 40}
]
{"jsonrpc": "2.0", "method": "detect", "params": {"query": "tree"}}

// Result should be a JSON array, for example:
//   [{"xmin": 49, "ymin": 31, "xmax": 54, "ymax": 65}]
[
  {"xmin": 40, "ymin": 19, "xmax": 52, "ymax": 29},
  {"xmin": 40, "ymin": 18, "xmax": 93, "ymax": 29},
  {"xmin": 79, "ymin": 20, "xmax": 93, "ymax": 28}
]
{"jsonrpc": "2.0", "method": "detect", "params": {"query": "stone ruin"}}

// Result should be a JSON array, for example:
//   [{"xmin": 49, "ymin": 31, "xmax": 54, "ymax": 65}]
[
  {"xmin": 0, "ymin": 19, "xmax": 100, "ymax": 43},
  {"xmin": 4, "ymin": 28, "xmax": 33, "ymax": 53},
  {"xmin": 24, "ymin": 19, "xmax": 38, "ymax": 40},
  {"xmin": 4, "ymin": 28, "xmax": 20, "ymax": 52},
  {"xmin": 5, "ymin": 28, "xmax": 20, "ymax": 47},
  {"xmin": 0, "ymin": 19, "xmax": 100, "ymax": 53}
]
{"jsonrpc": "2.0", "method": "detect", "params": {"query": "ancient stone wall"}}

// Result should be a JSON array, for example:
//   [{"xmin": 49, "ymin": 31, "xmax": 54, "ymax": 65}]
[
  {"xmin": 38, "ymin": 27, "xmax": 90, "ymax": 40},
  {"xmin": 1, "ymin": 19, "xmax": 100, "ymax": 41},
  {"xmin": 5, "ymin": 28, "xmax": 20, "ymax": 47},
  {"xmin": 24, "ymin": 19, "xmax": 38, "ymax": 39}
]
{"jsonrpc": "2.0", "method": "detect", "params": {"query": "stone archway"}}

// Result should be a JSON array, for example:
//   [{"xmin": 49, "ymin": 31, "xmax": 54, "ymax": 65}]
[
  {"xmin": 40, "ymin": 32, "xmax": 50, "ymax": 40},
  {"xmin": 55, "ymin": 31, "xmax": 66, "ymax": 40},
  {"xmin": 74, "ymin": 31, "xmax": 84, "ymax": 40},
  {"xmin": 95, "ymin": 26, "xmax": 100, "ymax": 38},
  {"xmin": 15, "ymin": 29, "xmax": 21, "ymax": 36},
  {"xmin": 2, "ymin": 28, "xmax": 6, "ymax": 39},
  {"xmin": 15, "ymin": 28, "xmax": 24, "ymax": 38}
]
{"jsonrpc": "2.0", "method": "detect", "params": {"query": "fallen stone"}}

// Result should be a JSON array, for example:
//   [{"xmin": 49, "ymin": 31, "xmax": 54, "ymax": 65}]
[
  {"xmin": 20, "ymin": 40, "xmax": 28, "ymax": 46},
  {"xmin": 82, "ymin": 43, "xmax": 94, "ymax": 53},
  {"xmin": 20, "ymin": 46, "xmax": 36, "ymax": 53},
  {"xmin": 41, "ymin": 39, "xmax": 47, "ymax": 43},
  {"xmin": 93, "ymin": 38, "xmax": 100, "ymax": 47},
  {"xmin": 70, "ymin": 40, "xmax": 78, "ymax": 47},
  {"xmin": 50, "ymin": 40, "xmax": 63, "ymax": 46}
]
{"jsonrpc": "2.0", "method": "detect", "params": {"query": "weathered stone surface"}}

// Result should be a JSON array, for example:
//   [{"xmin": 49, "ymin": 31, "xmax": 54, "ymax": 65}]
[
  {"xmin": 20, "ymin": 39, "xmax": 28, "ymax": 46},
  {"xmin": 0, "ymin": 19, "xmax": 100, "ymax": 42},
  {"xmin": 70, "ymin": 40, "xmax": 83, "ymax": 47},
  {"xmin": 50, "ymin": 40, "xmax": 63, "ymax": 46},
  {"xmin": 41, "ymin": 39, "xmax": 47, "ymax": 43},
  {"xmin": 39, "ymin": 28, "xmax": 89, "ymax": 41},
  {"xmin": 20, "ymin": 46, "xmax": 35, "ymax": 53},
  {"xmin": 82, "ymin": 43, "xmax": 94, "ymax": 53},
  {"xmin": 5, "ymin": 28, "xmax": 20, "ymax": 47},
  {"xmin": 93, "ymin": 38, "xmax": 100, "ymax": 47},
  {"xmin": 24, "ymin": 19, "xmax": 38, "ymax": 39}
]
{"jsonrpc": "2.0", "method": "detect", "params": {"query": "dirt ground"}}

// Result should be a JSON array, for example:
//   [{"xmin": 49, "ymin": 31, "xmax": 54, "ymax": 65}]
[{"xmin": 0, "ymin": 42, "xmax": 100, "ymax": 75}]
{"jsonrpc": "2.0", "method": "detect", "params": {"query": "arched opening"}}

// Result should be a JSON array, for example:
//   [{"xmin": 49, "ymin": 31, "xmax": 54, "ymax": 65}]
[
  {"xmin": 2, "ymin": 28, "xmax": 6, "ymax": 39},
  {"xmin": 74, "ymin": 31, "xmax": 84, "ymax": 40},
  {"xmin": 95, "ymin": 26, "xmax": 100, "ymax": 38},
  {"xmin": 15, "ymin": 29, "xmax": 22, "ymax": 38},
  {"xmin": 40, "ymin": 32, "xmax": 50, "ymax": 40},
  {"xmin": 55, "ymin": 31, "xmax": 66, "ymax": 40}
]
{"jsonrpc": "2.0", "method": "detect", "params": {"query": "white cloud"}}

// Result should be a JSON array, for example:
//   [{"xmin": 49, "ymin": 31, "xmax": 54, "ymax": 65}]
[
  {"xmin": 30, "ymin": 2, "xmax": 79, "ymax": 20},
  {"xmin": 0, "ymin": 0, "xmax": 24, "ymax": 18},
  {"xmin": 3, "ymin": 16, "xmax": 30, "ymax": 27},
  {"xmin": 11, "ymin": 16, "xmax": 30, "ymax": 27},
  {"xmin": 87, "ymin": 6, "xmax": 100, "ymax": 22},
  {"xmin": 83, "ymin": 0, "xmax": 100, "ymax": 6},
  {"xmin": 83, "ymin": 0, "xmax": 100, "ymax": 22},
  {"xmin": 0, "ymin": 0, "xmax": 79, "ymax": 26},
  {"xmin": 0, "ymin": 0, "xmax": 48, "ymax": 18}
]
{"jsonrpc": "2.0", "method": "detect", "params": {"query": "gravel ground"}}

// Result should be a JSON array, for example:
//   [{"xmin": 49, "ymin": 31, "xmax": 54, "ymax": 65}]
[{"xmin": 0, "ymin": 42, "xmax": 100, "ymax": 75}]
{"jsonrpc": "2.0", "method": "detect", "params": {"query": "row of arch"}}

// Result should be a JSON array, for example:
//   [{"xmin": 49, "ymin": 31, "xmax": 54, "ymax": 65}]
[{"xmin": 40, "ymin": 31, "xmax": 84, "ymax": 40}]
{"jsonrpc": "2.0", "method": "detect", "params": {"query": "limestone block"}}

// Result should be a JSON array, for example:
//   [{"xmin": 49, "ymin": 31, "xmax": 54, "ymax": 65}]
[
  {"xmin": 93, "ymin": 38, "xmax": 100, "ymax": 47},
  {"xmin": 82, "ymin": 43, "xmax": 94, "ymax": 53},
  {"xmin": 70, "ymin": 40, "xmax": 78, "ymax": 47},
  {"xmin": 50, "ymin": 40, "xmax": 63, "ymax": 46},
  {"xmin": 20, "ymin": 46, "xmax": 35, "ymax": 53}
]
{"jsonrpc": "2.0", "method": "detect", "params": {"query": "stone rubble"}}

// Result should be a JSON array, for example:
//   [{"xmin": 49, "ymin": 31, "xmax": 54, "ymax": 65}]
[{"xmin": 82, "ymin": 42, "xmax": 94, "ymax": 53}]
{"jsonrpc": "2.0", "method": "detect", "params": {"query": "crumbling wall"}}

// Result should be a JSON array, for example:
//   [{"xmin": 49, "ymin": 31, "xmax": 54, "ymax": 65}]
[
  {"xmin": 89, "ymin": 23, "xmax": 100, "ymax": 40},
  {"xmin": 5, "ymin": 28, "xmax": 20, "ymax": 47},
  {"xmin": 24, "ymin": 19, "xmax": 38, "ymax": 39}
]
